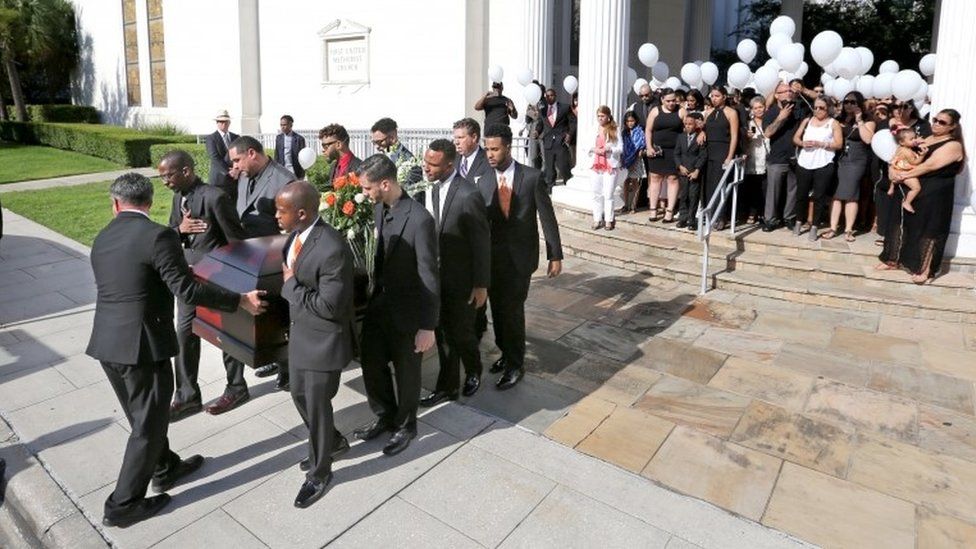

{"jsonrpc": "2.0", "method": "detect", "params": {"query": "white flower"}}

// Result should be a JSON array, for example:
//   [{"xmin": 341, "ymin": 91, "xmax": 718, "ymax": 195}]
[
  {"xmin": 319, "ymin": 202, "xmax": 329, "ymax": 211},
  {"xmin": 346, "ymin": 228, "xmax": 356, "ymax": 240},
  {"xmin": 354, "ymin": 193, "xmax": 366, "ymax": 204}
]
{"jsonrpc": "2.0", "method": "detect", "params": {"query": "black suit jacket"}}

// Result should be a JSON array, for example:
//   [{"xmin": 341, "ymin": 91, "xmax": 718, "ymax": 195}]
[
  {"xmin": 461, "ymin": 148, "xmax": 491, "ymax": 184},
  {"xmin": 415, "ymin": 175, "xmax": 490, "ymax": 298},
  {"xmin": 478, "ymin": 162, "xmax": 563, "ymax": 278},
  {"xmin": 168, "ymin": 177, "xmax": 247, "ymax": 265},
  {"xmin": 86, "ymin": 212, "xmax": 240, "ymax": 365},
  {"xmin": 537, "ymin": 102, "xmax": 572, "ymax": 150},
  {"xmin": 673, "ymin": 133, "xmax": 707, "ymax": 173},
  {"xmin": 205, "ymin": 131, "xmax": 240, "ymax": 192},
  {"xmin": 329, "ymin": 153, "xmax": 363, "ymax": 186},
  {"xmin": 281, "ymin": 219, "xmax": 356, "ymax": 372},
  {"xmin": 371, "ymin": 195, "xmax": 439, "ymax": 333},
  {"xmin": 274, "ymin": 132, "xmax": 308, "ymax": 179}
]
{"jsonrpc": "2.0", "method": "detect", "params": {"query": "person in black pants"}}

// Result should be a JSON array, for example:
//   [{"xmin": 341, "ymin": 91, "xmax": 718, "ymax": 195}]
[
  {"xmin": 791, "ymin": 97, "xmax": 843, "ymax": 241},
  {"xmin": 354, "ymin": 154, "xmax": 439, "ymax": 457},
  {"xmin": 537, "ymin": 88, "xmax": 573, "ymax": 191},
  {"xmin": 674, "ymin": 113, "xmax": 707, "ymax": 230},
  {"xmin": 702, "ymin": 86, "xmax": 739, "ymax": 229}
]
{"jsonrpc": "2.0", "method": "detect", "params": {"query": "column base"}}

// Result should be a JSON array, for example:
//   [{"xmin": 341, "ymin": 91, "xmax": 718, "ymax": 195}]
[
  {"xmin": 948, "ymin": 206, "xmax": 976, "ymax": 258},
  {"xmin": 552, "ymin": 168, "xmax": 596, "ymax": 211}
]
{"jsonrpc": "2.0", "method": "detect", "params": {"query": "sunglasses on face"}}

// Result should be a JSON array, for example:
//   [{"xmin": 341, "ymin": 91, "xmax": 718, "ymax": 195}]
[
  {"xmin": 813, "ymin": 105, "xmax": 828, "ymax": 111},
  {"xmin": 843, "ymin": 99, "xmax": 858, "ymax": 105},
  {"xmin": 932, "ymin": 117, "xmax": 951, "ymax": 126}
]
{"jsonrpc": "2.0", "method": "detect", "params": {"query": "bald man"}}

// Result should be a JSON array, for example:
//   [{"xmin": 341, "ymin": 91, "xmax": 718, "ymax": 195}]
[{"xmin": 275, "ymin": 181, "xmax": 355, "ymax": 509}]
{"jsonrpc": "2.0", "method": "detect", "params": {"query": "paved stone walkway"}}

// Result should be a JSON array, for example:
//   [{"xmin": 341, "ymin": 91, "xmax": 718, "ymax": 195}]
[
  {"xmin": 0, "ymin": 168, "xmax": 157, "ymax": 194},
  {"xmin": 0, "ymin": 208, "xmax": 808, "ymax": 548}
]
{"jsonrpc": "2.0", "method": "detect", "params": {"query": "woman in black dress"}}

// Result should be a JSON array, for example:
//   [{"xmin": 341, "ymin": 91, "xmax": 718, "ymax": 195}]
[
  {"xmin": 702, "ymin": 86, "xmax": 740, "ymax": 229},
  {"xmin": 877, "ymin": 108, "xmax": 965, "ymax": 284},
  {"xmin": 828, "ymin": 92, "xmax": 876, "ymax": 242},
  {"xmin": 644, "ymin": 88, "xmax": 686, "ymax": 222},
  {"xmin": 874, "ymin": 101, "xmax": 932, "ymax": 244}
]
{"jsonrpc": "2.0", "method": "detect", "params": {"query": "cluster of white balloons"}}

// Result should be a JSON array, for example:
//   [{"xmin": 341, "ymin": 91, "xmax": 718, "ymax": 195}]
[
  {"xmin": 633, "ymin": 42, "xmax": 721, "ymax": 95},
  {"xmin": 487, "ymin": 64, "xmax": 581, "ymax": 105}
]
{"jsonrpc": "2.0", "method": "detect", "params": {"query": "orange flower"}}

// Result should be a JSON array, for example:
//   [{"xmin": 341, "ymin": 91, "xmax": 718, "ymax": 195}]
[
  {"xmin": 347, "ymin": 172, "xmax": 360, "ymax": 187},
  {"xmin": 342, "ymin": 200, "xmax": 355, "ymax": 216},
  {"xmin": 334, "ymin": 176, "xmax": 347, "ymax": 190},
  {"xmin": 324, "ymin": 193, "xmax": 337, "ymax": 206}
]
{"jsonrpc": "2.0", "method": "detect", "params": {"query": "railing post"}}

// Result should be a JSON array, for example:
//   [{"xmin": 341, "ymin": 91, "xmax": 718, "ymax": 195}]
[{"xmin": 700, "ymin": 218, "xmax": 710, "ymax": 295}]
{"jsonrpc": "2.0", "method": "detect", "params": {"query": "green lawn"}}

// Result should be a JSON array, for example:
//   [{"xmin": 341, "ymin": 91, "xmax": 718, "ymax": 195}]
[
  {"xmin": 0, "ymin": 141, "xmax": 122, "ymax": 184},
  {"xmin": 2, "ymin": 179, "xmax": 173, "ymax": 246}
]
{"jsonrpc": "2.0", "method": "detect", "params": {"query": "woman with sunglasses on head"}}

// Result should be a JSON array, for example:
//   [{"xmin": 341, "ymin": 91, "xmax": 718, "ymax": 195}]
[
  {"xmin": 685, "ymin": 89, "xmax": 705, "ymax": 116},
  {"xmin": 878, "ymin": 109, "xmax": 965, "ymax": 284},
  {"xmin": 825, "ymin": 92, "xmax": 876, "ymax": 242},
  {"xmin": 644, "ymin": 88, "xmax": 686, "ymax": 222},
  {"xmin": 792, "ymin": 96, "xmax": 843, "ymax": 241}
]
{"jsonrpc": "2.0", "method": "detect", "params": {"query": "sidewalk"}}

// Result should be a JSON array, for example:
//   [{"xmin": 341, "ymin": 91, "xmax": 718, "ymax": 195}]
[
  {"xmin": 0, "ymin": 208, "xmax": 808, "ymax": 548},
  {"xmin": 0, "ymin": 168, "xmax": 158, "ymax": 194}
]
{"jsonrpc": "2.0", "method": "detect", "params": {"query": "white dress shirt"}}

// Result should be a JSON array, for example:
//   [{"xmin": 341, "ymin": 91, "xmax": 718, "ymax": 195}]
[{"xmin": 425, "ymin": 176, "xmax": 453, "ymax": 224}]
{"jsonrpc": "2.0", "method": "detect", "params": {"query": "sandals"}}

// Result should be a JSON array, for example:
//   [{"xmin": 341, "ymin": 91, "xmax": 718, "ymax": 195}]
[
  {"xmin": 874, "ymin": 238, "xmax": 884, "ymax": 247},
  {"xmin": 874, "ymin": 262, "xmax": 897, "ymax": 271},
  {"xmin": 821, "ymin": 229, "xmax": 838, "ymax": 240},
  {"xmin": 592, "ymin": 220, "xmax": 605, "ymax": 230},
  {"xmin": 662, "ymin": 209, "xmax": 676, "ymax": 223},
  {"xmin": 911, "ymin": 272, "xmax": 931, "ymax": 285},
  {"xmin": 845, "ymin": 231, "xmax": 856, "ymax": 242}
]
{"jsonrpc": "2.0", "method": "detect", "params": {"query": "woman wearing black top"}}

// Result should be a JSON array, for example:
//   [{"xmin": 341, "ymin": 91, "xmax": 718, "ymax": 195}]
[
  {"xmin": 877, "ymin": 108, "xmax": 965, "ymax": 284},
  {"xmin": 645, "ymin": 89, "xmax": 686, "ymax": 222},
  {"xmin": 702, "ymin": 86, "xmax": 739, "ymax": 229},
  {"xmin": 874, "ymin": 101, "xmax": 932, "ymax": 243},
  {"xmin": 827, "ymin": 92, "xmax": 876, "ymax": 242}
]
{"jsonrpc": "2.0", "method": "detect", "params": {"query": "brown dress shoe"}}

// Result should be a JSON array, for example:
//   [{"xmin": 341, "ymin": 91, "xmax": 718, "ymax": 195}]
[
  {"xmin": 169, "ymin": 400, "xmax": 202, "ymax": 422},
  {"xmin": 204, "ymin": 391, "xmax": 249, "ymax": 415}
]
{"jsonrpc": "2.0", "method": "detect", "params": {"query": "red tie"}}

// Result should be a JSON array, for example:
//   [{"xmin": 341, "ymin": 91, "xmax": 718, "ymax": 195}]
[
  {"xmin": 498, "ymin": 175, "xmax": 512, "ymax": 218},
  {"xmin": 548, "ymin": 105, "xmax": 556, "ymax": 126}
]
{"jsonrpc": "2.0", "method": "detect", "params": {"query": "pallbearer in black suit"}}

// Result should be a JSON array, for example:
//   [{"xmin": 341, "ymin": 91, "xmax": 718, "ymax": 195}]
[
  {"xmin": 478, "ymin": 124, "xmax": 563, "ymax": 390},
  {"xmin": 417, "ymin": 139, "xmax": 490, "ymax": 407},
  {"xmin": 160, "ymin": 150, "xmax": 249, "ymax": 421},
  {"xmin": 354, "ymin": 154, "xmax": 439, "ymax": 456},
  {"xmin": 86, "ymin": 173, "xmax": 266, "ymax": 528},
  {"xmin": 275, "ymin": 182, "xmax": 356, "ymax": 509}
]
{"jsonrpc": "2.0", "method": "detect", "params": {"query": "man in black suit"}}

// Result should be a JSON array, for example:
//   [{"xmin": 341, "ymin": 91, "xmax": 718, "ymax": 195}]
[
  {"xmin": 353, "ymin": 154, "xmax": 439, "ymax": 456},
  {"xmin": 86, "ymin": 173, "xmax": 266, "ymax": 527},
  {"xmin": 371, "ymin": 117, "xmax": 422, "ymax": 186},
  {"xmin": 274, "ymin": 115, "xmax": 307, "ymax": 179},
  {"xmin": 478, "ymin": 124, "xmax": 563, "ymax": 390},
  {"xmin": 160, "ymin": 150, "xmax": 249, "ymax": 421},
  {"xmin": 537, "ymin": 88, "xmax": 573, "ymax": 191},
  {"xmin": 674, "ymin": 112, "xmax": 708, "ymax": 230},
  {"xmin": 452, "ymin": 117, "xmax": 491, "ymax": 183},
  {"xmin": 205, "ymin": 110, "xmax": 240, "ymax": 200},
  {"xmin": 416, "ymin": 139, "xmax": 490, "ymax": 406},
  {"xmin": 275, "ymin": 181, "xmax": 355, "ymax": 509},
  {"xmin": 319, "ymin": 124, "xmax": 362, "ymax": 185}
]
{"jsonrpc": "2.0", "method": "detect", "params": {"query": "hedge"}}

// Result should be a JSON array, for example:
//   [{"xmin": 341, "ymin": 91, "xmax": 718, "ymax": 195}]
[
  {"xmin": 149, "ymin": 142, "xmax": 334, "ymax": 188},
  {"xmin": 0, "ymin": 121, "xmax": 194, "ymax": 167},
  {"xmin": 5, "ymin": 104, "xmax": 100, "ymax": 123}
]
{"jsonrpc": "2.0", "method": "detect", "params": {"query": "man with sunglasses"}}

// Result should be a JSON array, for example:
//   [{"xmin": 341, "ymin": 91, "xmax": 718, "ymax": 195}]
[
  {"xmin": 371, "ymin": 117, "xmax": 422, "ymax": 185},
  {"xmin": 761, "ymin": 82, "xmax": 808, "ymax": 232},
  {"xmin": 319, "ymin": 124, "xmax": 362, "ymax": 185}
]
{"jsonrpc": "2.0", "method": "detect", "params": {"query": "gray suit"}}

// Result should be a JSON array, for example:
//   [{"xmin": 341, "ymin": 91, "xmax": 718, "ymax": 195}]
[
  {"xmin": 281, "ymin": 218, "xmax": 355, "ymax": 482},
  {"xmin": 237, "ymin": 160, "xmax": 295, "ymax": 238}
]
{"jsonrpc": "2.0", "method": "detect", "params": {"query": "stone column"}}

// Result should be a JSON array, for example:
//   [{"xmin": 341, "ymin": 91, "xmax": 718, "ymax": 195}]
[
  {"xmin": 931, "ymin": 0, "xmax": 976, "ymax": 258},
  {"xmin": 683, "ymin": 0, "xmax": 712, "ymax": 63},
  {"xmin": 780, "ymin": 0, "xmax": 804, "ymax": 41},
  {"xmin": 238, "ymin": 0, "xmax": 261, "ymax": 134},
  {"xmin": 552, "ymin": 0, "xmax": 630, "ymax": 210},
  {"xmin": 523, "ymin": 0, "xmax": 554, "ymax": 86}
]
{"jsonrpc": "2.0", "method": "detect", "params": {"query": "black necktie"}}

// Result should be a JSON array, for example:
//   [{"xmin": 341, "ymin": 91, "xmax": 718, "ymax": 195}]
[{"xmin": 432, "ymin": 184, "xmax": 441, "ymax": 226}]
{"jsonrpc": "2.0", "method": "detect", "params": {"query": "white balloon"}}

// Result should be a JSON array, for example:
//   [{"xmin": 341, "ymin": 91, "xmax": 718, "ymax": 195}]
[
  {"xmin": 626, "ymin": 67, "xmax": 638, "ymax": 88},
  {"xmin": 872, "ymin": 72, "xmax": 894, "ymax": 98},
  {"xmin": 754, "ymin": 65, "xmax": 779, "ymax": 96},
  {"xmin": 737, "ymin": 39, "xmax": 758, "ymax": 64},
  {"xmin": 298, "ymin": 147, "xmax": 317, "ymax": 170},
  {"xmin": 522, "ymin": 85, "xmax": 542, "ymax": 104},
  {"xmin": 824, "ymin": 63, "xmax": 838, "ymax": 77},
  {"xmin": 811, "ymin": 30, "xmax": 843, "ymax": 67},
  {"xmin": 823, "ymin": 79, "xmax": 836, "ymax": 99},
  {"xmin": 633, "ymin": 78, "xmax": 648, "ymax": 95},
  {"xmin": 664, "ymin": 76, "xmax": 681, "ymax": 90},
  {"xmin": 913, "ymin": 81, "xmax": 929, "ymax": 102},
  {"xmin": 927, "ymin": 83, "xmax": 935, "ymax": 100},
  {"xmin": 833, "ymin": 77, "xmax": 854, "ymax": 100},
  {"xmin": 919, "ymin": 53, "xmax": 937, "ymax": 77},
  {"xmin": 855, "ymin": 74, "xmax": 875, "ymax": 97},
  {"xmin": 727, "ymin": 62, "xmax": 752, "ymax": 89},
  {"xmin": 892, "ymin": 69, "xmax": 923, "ymax": 100},
  {"xmin": 766, "ymin": 33, "xmax": 791, "ymax": 59},
  {"xmin": 680, "ymin": 63, "xmax": 702, "ymax": 87},
  {"xmin": 563, "ymin": 75, "xmax": 578, "ymax": 95},
  {"xmin": 770, "ymin": 15, "xmax": 796, "ymax": 38},
  {"xmin": 638, "ymin": 43, "xmax": 659, "ymax": 68},
  {"xmin": 778, "ymin": 70, "xmax": 794, "ymax": 83},
  {"xmin": 918, "ymin": 102, "xmax": 931, "ymax": 119},
  {"xmin": 796, "ymin": 62, "xmax": 809, "ymax": 78},
  {"xmin": 855, "ymin": 47, "xmax": 874, "ymax": 76},
  {"xmin": 834, "ymin": 47, "xmax": 861, "ymax": 80},
  {"xmin": 488, "ymin": 65, "xmax": 503, "ymax": 83},
  {"xmin": 821, "ymin": 73, "xmax": 835, "ymax": 85},
  {"xmin": 516, "ymin": 67, "xmax": 533, "ymax": 87},
  {"xmin": 878, "ymin": 60, "xmax": 899, "ymax": 74},
  {"xmin": 871, "ymin": 129, "xmax": 897, "ymax": 162},
  {"xmin": 700, "ymin": 62, "xmax": 719, "ymax": 85},
  {"xmin": 652, "ymin": 61, "xmax": 669, "ymax": 82},
  {"xmin": 776, "ymin": 43, "xmax": 804, "ymax": 73},
  {"xmin": 649, "ymin": 78, "xmax": 663, "ymax": 90},
  {"xmin": 764, "ymin": 58, "xmax": 782, "ymax": 72}
]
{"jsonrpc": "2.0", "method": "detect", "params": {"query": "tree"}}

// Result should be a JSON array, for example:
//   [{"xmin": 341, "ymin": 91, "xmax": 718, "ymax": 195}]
[{"xmin": 0, "ymin": 6, "xmax": 27, "ymax": 121}]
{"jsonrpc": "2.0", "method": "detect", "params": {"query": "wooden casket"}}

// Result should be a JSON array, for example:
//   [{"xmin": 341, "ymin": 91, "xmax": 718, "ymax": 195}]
[{"xmin": 191, "ymin": 235, "xmax": 290, "ymax": 367}]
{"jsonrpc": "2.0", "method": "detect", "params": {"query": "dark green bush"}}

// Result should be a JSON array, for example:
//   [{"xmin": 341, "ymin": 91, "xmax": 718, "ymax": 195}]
[
  {"xmin": 5, "ymin": 104, "xmax": 100, "ymax": 123},
  {"xmin": 0, "ymin": 121, "xmax": 194, "ymax": 166},
  {"xmin": 150, "ymin": 143, "xmax": 211, "ymax": 181}
]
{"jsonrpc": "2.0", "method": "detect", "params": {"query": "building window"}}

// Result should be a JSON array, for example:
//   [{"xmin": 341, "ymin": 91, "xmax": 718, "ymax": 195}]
[
  {"xmin": 147, "ymin": 0, "xmax": 167, "ymax": 107},
  {"xmin": 122, "ymin": 0, "xmax": 141, "ymax": 106}
]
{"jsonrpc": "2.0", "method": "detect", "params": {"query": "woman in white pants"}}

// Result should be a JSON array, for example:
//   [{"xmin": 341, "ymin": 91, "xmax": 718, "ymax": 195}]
[{"xmin": 589, "ymin": 105, "xmax": 623, "ymax": 230}]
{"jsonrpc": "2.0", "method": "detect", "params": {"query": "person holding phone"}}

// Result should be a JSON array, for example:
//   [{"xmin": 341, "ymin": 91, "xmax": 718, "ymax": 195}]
[{"xmin": 475, "ymin": 81, "xmax": 517, "ymax": 129}]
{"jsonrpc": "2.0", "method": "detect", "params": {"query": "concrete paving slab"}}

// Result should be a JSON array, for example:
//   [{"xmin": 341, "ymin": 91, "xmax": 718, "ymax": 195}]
[
  {"xmin": 0, "ymin": 362, "xmax": 76, "ymax": 412},
  {"xmin": 330, "ymin": 496, "xmax": 481, "ymax": 549},
  {"xmin": 153, "ymin": 509, "xmax": 266, "ymax": 549},
  {"xmin": 7, "ymin": 381, "xmax": 123, "ymax": 449},
  {"xmin": 37, "ymin": 421, "xmax": 130, "ymax": 498}
]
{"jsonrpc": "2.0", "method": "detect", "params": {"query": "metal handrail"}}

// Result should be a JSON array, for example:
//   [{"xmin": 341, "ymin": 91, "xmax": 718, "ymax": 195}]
[{"xmin": 696, "ymin": 156, "xmax": 747, "ymax": 295}]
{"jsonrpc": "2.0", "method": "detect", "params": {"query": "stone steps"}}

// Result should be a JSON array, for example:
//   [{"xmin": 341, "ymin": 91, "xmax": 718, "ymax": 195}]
[{"xmin": 554, "ymin": 205, "xmax": 976, "ymax": 323}]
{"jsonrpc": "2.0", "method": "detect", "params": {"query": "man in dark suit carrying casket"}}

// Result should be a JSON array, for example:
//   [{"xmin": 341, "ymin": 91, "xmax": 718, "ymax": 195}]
[
  {"xmin": 275, "ymin": 181, "xmax": 355, "ymax": 509},
  {"xmin": 86, "ymin": 173, "xmax": 266, "ymax": 527}
]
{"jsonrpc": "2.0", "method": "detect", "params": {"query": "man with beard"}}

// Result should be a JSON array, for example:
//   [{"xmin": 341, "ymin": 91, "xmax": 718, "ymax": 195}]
[{"xmin": 319, "ymin": 124, "xmax": 362, "ymax": 185}]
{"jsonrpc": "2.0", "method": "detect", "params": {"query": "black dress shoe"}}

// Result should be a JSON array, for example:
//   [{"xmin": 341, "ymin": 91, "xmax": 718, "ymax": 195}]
[
  {"xmin": 102, "ymin": 494, "xmax": 171, "ymax": 528},
  {"xmin": 462, "ymin": 375, "xmax": 481, "ymax": 397},
  {"xmin": 496, "ymin": 368, "xmax": 524, "ymax": 391},
  {"xmin": 382, "ymin": 426, "xmax": 417, "ymax": 456},
  {"xmin": 675, "ymin": 218, "xmax": 688, "ymax": 228},
  {"xmin": 489, "ymin": 357, "xmax": 506, "ymax": 374},
  {"xmin": 419, "ymin": 390, "xmax": 458, "ymax": 408},
  {"xmin": 275, "ymin": 375, "xmax": 290, "ymax": 392},
  {"xmin": 294, "ymin": 475, "xmax": 332, "ymax": 509},
  {"xmin": 152, "ymin": 455, "xmax": 204, "ymax": 493},
  {"xmin": 254, "ymin": 363, "xmax": 279, "ymax": 378},
  {"xmin": 353, "ymin": 420, "xmax": 395, "ymax": 441},
  {"xmin": 169, "ymin": 400, "xmax": 202, "ymax": 422}
]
